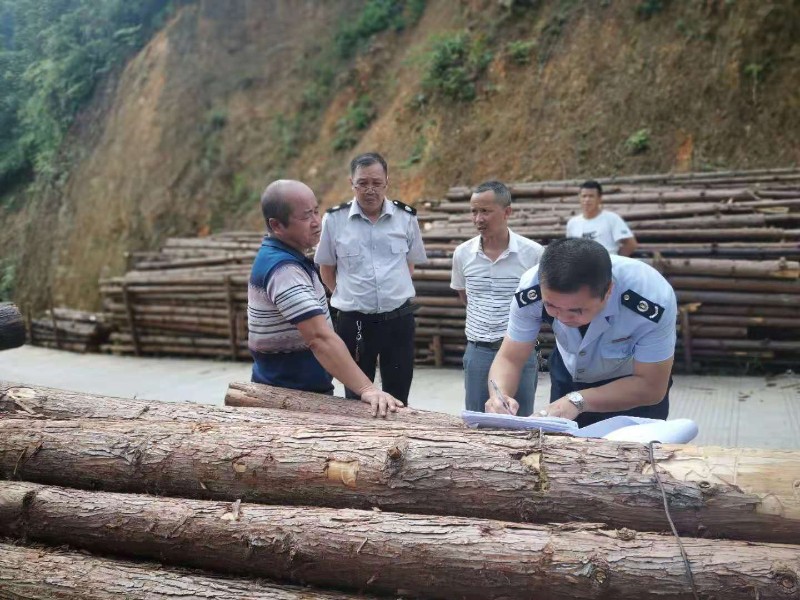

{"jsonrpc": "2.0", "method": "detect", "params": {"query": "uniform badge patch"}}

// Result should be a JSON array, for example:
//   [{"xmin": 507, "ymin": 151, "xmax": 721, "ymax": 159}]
[
  {"xmin": 326, "ymin": 201, "xmax": 352, "ymax": 213},
  {"xmin": 391, "ymin": 200, "xmax": 417, "ymax": 215},
  {"xmin": 515, "ymin": 284, "xmax": 541, "ymax": 308},
  {"xmin": 622, "ymin": 289, "xmax": 664, "ymax": 323}
]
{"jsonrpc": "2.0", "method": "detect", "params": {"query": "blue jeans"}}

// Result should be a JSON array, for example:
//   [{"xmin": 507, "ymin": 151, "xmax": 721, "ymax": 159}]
[{"xmin": 463, "ymin": 342, "xmax": 539, "ymax": 416}]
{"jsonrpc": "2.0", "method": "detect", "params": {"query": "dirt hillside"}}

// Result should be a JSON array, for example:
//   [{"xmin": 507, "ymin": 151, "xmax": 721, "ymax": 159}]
[{"xmin": 4, "ymin": 0, "xmax": 798, "ymax": 310}]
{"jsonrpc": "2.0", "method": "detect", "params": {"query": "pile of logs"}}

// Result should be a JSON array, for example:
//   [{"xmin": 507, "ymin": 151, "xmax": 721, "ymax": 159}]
[
  {"xmin": 1, "ymin": 379, "xmax": 799, "ymax": 599},
  {"xmin": 100, "ymin": 232, "xmax": 260, "ymax": 358},
  {"xmin": 97, "ymin": 168, "xmax": 800, "ymax": 372},
  {"xmin": 413, "ymin": 168, "xmax": 800, "ymax": 370},
  {"xmin": 27, "ymin": 307, "xmax": 112, "ymax": 352},
  {"xmin": 0, "ymin": 303, "xmax": 25, "ymax": 352}
]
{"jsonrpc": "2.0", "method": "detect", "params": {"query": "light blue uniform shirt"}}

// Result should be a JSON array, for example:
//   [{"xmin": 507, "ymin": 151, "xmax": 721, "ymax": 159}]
[
  {"xmin": 507, "ymin": 255, "xmax": 677, "ymax": 383},
  {"xmin": 314, "ymin": 198, "xmax": 428, "ymax": 313}
]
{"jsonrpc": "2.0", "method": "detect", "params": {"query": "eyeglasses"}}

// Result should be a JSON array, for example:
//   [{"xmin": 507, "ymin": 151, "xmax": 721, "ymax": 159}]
[{"xmin": 353, "ymin": 182, "xmax": 387, "ymax": 192}]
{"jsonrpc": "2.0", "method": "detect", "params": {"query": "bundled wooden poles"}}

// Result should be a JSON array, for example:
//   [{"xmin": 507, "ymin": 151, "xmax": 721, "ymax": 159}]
[
  {"xmin": 26, "ymin": 306, "xmax": 111, "ymax": 352},
  {"xmin": 100, "ymin": 232, "xmax": 259, "ymax": 358},
  {"xmin": 414, "ymin": 169, "xmax": 800, "ymax": 369},
  {"xmin": 91, "ymin": 168, "xmax": 800, "ymax": 370},
  {"xmin": 0, "ymin": 303, "xmax": 25, "ymax": 351}
]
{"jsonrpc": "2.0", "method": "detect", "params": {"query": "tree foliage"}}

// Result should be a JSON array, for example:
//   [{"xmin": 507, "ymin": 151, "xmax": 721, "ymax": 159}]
[{"xmin": 0, "ymin": 0, "xmax": 178, "ymax": 190}]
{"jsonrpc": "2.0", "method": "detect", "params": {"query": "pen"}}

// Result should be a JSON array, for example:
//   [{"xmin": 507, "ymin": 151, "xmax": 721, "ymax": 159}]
[{"xmin": 489, "ymin": 379, "xmax": 514, "ymax": 415}]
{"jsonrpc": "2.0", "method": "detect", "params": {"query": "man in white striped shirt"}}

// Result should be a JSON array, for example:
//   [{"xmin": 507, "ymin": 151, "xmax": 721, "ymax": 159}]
[{"xmin": 450, "ymin": 181, "xmax": 544, "ymax": 415}]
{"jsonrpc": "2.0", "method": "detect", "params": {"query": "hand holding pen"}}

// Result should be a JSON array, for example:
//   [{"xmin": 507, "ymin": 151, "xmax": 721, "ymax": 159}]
[{"xmin": 489, "ymin": 379, "xmax": 516, "ymax": 415}]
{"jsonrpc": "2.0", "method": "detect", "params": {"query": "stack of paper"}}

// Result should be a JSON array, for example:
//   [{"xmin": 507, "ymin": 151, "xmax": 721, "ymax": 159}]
[
  {"xmin": 461, "ymin": 411, "xmax": 578, "ymax": 434},
  {"xmin": 461, "ymin": 411, "xmax": 699, "ymax": 444}
]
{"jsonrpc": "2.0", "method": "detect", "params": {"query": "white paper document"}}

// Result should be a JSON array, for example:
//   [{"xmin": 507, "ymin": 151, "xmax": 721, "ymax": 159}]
[{"xmin": 461, "ymin": 411, "xmax": 698, "ymax": 444}]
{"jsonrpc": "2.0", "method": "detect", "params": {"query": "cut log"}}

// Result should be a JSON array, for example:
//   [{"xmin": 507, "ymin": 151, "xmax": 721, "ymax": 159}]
[
  {"xmin": 1, "ymin": 417, "xmax": 798, "ymax": 544},
  {"xmin": 0, "ymin": 542, "xmax": 370, "ymax": 600},
  {"xmin": 0, "ymin": 381, "xmax": 460, "ymax": 430},
  {"xmin": 224, "ymin": 381, "xmax": 463, "ymax": 427},
  {"xmin": 0, "ymin": 303, "xmax": 26, "ymax": 351},
  {"xmin": 2, "ymin": 482, "xmax": 798, "ymax": 600}
]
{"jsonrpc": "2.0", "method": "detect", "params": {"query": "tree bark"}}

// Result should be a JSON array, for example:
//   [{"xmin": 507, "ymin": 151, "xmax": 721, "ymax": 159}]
[
  {"xmin": 0, "ymin": 303, "xmax": 26, "ymax": 351},
  {"xmin": 2, "ymin": 482, "xmax": 798, "ymax": 600},
  {"xmin": 0, "ymin": 541, "xmax": 370, "ymax": 600},
  {"xmin": 0, "ymin": 417, "xmax": 798, "ymax": 544},
  {"xmin": 0, "ymin": 381, "xmax": 457, "ymax": 430},
  {"xmin": 224, "ymin": 381, "xmax": 464, "ymax": 427}
]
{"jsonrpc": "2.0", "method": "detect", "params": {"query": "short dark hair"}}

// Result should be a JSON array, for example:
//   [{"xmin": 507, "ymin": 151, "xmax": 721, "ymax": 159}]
[
  {"xmin": 260, "ymin": 181, "xmax": 293, "ymax": 232},
  {"xmin": 539, "ymin": 238, "xmax": 612, "ymax": 298},
  {"xmin": 580, "ymin": 180, "xmax": 603, "ymax": 196},
  {"xmin": 350, "ymin": 152, "xmax": 388, "ymax": 177},
  {"xmin": 473, "ymin": 180, "xmax": 512, "ymax": 208}
]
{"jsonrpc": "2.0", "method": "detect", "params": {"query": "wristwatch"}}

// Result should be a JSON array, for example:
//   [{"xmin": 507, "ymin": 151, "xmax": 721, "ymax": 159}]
[{"xmin": 566, "ymin": 391, "xmax": 586, "ymax": 413}]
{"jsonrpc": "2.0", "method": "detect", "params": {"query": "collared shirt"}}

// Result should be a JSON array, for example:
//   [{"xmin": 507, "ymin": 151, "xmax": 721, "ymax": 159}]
[
  {"xmin": 315, "ymin": 198, "xmax": 427, "ymax": 313},
  {"xmin": 450, "ymin": 229, "xmax": 544, "ymax": 342},
  {"xmin": 566, "ymin": 210, "xmax": 633, "ymax": 254},
  {"xmin": 507, "ymin": 255, "xmax": 677, "ymax": 383}
]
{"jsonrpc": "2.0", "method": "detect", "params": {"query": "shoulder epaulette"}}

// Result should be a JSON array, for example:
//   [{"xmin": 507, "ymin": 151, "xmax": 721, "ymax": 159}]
[
  {"xmin": 621, "ymin": 289, "xmax": 664, "ymax": 323},
  {"xmin": 391, "ymin": 199, "xmax": 417, "ymax": 216},
  {"xmin": 515, "ymin": 284, "xmax": 541, "ymax": 308},
  {"xmin": 326, "ymin": 201, "xmax": 352, "ymax": 214}
]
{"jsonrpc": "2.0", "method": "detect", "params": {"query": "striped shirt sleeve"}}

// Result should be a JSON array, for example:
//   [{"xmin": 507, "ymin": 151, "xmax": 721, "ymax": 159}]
[{"xmin": 266, "ymin": 263, "xmax": 326, "ymax": 325}]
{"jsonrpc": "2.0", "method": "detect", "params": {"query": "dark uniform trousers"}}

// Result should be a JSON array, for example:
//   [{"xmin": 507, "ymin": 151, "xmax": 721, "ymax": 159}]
[
  {"xmin": 548, "ymin": 347, "xmax": 671, "ymax": 428},
  {"xmin": 335, "ymin": 301, "xmax": 416, "ymax": 404}
]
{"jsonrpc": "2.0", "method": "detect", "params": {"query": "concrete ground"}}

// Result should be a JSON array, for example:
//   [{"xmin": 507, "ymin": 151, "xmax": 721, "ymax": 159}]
[{"xmin": 2, "ymin": 345, "xmax": 798, "ymax": 450}]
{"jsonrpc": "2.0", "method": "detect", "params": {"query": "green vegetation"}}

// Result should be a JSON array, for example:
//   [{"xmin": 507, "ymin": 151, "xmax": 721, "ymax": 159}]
[
  {"xmin": 536, "ymin": 0, "xmax": 581, "ymax": 66},
  {"xmin": 506, "ymin": 40, "xmax": 535, "ymax": 65},
  {"xmin": 636, "ymin": 0, "xmax": 669, "ymax": 19},
  {"xmin": 0, "ymin": 0, "xmax": 179, "ymax": 190},
  {"xmin": 199, "ymin": 107, "xmax": 227, "ymax": 173},
  {"xmin": 333, "ymin": 95, "xmax": 377, "ymax": 151},
  {"xmin": 335, "ymin": 0, "xmax": 426, "ymax": 59},
  {"xmin": 744, "ymin": 62, "xmax": 766, "ymax": 104},
  {"xmin": 422, "ymin": 32, "xmax": 493, "ymax": 102},
  {"xmin": 400, "ymin": 135, "xmax": 426, "ymax": 168},
  {"xmin": 625, "ymin": 128, "xmax": 651, "ymax": 155}
]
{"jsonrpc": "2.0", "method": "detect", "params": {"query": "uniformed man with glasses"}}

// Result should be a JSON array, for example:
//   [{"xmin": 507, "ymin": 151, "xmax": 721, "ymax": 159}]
[{"xmin": 315, "ymin": 152, "xmax": 427, "ymax": 404}]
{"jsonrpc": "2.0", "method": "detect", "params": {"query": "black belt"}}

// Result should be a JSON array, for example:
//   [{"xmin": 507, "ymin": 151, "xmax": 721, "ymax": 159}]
[
  {"xmin": 338, "ymin": 301, "xmax": 419, "ymax": 323},
  {"xmin": 469, "ymin": 339, "xmax": 503, "ymax": 350}
]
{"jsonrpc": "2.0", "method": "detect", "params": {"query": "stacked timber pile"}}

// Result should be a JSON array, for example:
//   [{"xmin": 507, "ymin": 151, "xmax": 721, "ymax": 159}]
[
  {"xmin": 27, "ymin": 307, "xmax": 111, "ymax": 352},
  {"xmin": 0, "ymin": 303, "xmax": 25, "ymax": 352},
  {"xmin": 1, "ymin": 379, "xmax": 799, "ymax": 599},
  {"xmin": 100, "ymin": 231, "xmax": 261, "ymax": 358},
  {"xmin": 413, "ymin": 167, "xmax": 800, "ymax": 370},
  {"xmin": 98, "ymin": 168, "xmax": 800, "ymax": 372}
]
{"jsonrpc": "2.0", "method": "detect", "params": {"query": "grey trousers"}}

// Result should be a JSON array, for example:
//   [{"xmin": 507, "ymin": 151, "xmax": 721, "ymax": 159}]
[{"xmin": 462, "ymin": 341, "xmax": 539, "ymax": 416}]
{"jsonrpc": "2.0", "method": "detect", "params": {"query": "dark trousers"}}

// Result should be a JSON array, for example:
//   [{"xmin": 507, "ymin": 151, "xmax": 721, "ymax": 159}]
[
  {"xmin": 335, "ymin": 309, "xmax": 416, "ymax": 404},
  {"xmin": 548, "ymin": 347, "xmax": 671, "ymax": 428}
]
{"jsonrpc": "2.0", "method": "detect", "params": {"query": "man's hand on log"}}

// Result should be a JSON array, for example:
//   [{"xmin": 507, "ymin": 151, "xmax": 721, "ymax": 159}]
[{"xmin": 359, "ymin": 386, "xmax": 404, "ymax": 418}]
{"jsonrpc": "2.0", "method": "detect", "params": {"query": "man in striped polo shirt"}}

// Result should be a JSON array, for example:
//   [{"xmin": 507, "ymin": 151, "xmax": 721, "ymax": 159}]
[
  {"xmin": 247, "ymin": 179, "xmax": 403, "ymax": 418},
  {"xmin": 450, "ymin": 180, "xmax": 544, "ymax": 415}
]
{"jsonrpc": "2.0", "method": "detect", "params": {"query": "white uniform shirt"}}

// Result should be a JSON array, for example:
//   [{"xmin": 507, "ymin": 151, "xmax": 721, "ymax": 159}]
[
  {"xmin": 315, "ymin": 198, "xmax": 427, "ymax": 313},
  {"xmin": 507, "ymin": 255, "xmax": 677, "ymax": 383},
  {"xmin": 450, "ymin": 230, "xmax": 544, "ymax": 342},
  {"xmin": 566, "ymin": 210, "xmax": 634, "ymax": 254}
]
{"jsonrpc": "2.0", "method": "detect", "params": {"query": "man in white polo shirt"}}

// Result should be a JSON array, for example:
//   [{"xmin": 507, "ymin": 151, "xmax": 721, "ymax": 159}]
[
  {"xmin": 450, "ymin": 180, "xmax": 544, "ymax": 415},
  {"xmin": 566, "ymin": 180, "xmax": 637, "ymax": 256}
]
